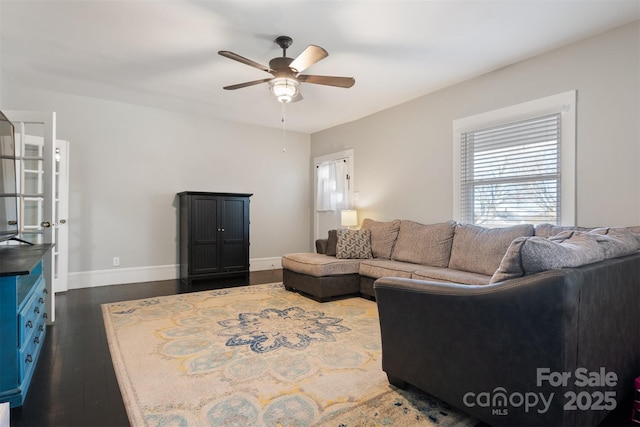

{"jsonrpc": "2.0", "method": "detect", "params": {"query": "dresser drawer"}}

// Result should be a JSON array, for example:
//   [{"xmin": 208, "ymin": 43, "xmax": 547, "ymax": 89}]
[
  {"xmin": 18, "ymin": 276, "xmax": 46, "ymax": 348},
  {"xmin": 18, "ymin": 317, "xmax": 46, "ymax": 380}
]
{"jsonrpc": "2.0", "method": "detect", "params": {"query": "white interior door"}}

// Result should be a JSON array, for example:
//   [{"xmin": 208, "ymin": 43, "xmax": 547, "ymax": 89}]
[
  {"xmin": 6, "ymin": 111, "xmax": 57, "ymax": 323},
  {"xmin": 54, "ymin": 140, "xmax": 70, "ymax": 293},
  {"xmin": 12, "ymin": 135, "xmax": 69, "ymax": 293}
]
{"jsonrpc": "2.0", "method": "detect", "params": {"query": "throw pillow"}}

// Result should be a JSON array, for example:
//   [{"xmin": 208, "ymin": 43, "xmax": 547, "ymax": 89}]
[
  {"xmin": 391, "ymin": 220, "xmax": 456, "ymax": 268},
  {"xmin": 490, "ymin": 231, "xmax": 613, "ymax": 283},
  {"xmin": 588, "ymin": 227, "xmax": 640, "ymax": 259},
  {"xmin": 520, "ymin": 232, "xmax": 605, "ymax": 274},
  {"xmin": 361, "ymin": 218, "xmax": 401, "ymax": 259},
  {"xmin": 490, "ymin": 237, "xmax": 527, "ymax": 283},
  {"xmin": 336, "ymin": 229, "xmax": 373, "ymax": 259},
  {"xmin": 534, "ymin": 223, "xmax": 589, "ymax": 237},
  {"xmin": 626, "ymin": 225, "xmax": 640, "ymax": 238}
]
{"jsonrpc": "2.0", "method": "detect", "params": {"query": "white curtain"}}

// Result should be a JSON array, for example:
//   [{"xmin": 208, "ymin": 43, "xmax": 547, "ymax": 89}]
[{"xmin": 316, "ymin": 160, "xmax": 349, "ymax": 211}]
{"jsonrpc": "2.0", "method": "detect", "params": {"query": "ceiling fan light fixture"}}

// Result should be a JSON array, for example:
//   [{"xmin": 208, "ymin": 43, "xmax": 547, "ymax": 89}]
[{"xmin": 269, "ymin": 77, "xmax": 300, "ymax": 103}]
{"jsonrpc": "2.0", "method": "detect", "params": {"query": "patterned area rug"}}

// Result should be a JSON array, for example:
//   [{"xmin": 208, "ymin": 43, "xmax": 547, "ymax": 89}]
[{"xmin": 102, "ymin": 283, "xmax": 476, "ymax": 427}]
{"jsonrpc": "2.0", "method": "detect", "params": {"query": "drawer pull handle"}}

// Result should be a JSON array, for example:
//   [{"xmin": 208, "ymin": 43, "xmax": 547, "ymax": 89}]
[
  {"xmin": 34, "ymin": 307, "xmax": 40, "ymax": 314},
  {"xmin": 39, "ymin": 325, "xmax": 44, "ymax": 332},
  {"xmin": 43, "ymin": 289, "xmax": 48, "ymax": 294},
  {"xmin": 39, "ymin": 297, "xmax": 44, "ymax": 304},
  {"xmin": 26, "ymin": 320, "xmax": 33, "ymax": 329},
  {"xmin": 44, "ymin": 313, "xmax": 48, "ymax": 319},
  {"xmin": 25, "ymin": 354, "xmax": 33, "ymax": 363},
  {"xmin": 34, "ymin": 336, "xmax": 40, "ymax": 344}
]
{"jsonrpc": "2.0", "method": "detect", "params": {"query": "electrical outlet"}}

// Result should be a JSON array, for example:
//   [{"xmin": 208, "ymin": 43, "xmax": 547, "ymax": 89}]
[{"xmin": 113, "ymin": 257, "xmax": 120, "ymax": 267}]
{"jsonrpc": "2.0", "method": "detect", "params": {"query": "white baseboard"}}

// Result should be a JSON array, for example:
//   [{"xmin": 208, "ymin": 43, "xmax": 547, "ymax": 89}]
[
  {"xmin": 67, "ymin": 257, "xmax": 282, "ymax": 290},
  {"xmin": 67, "ymin": 264, "xmax": 179, "ymax": 289},
  {"xmin": 250, "ymin": 256, "xmax": 283, "ymax": 272}
]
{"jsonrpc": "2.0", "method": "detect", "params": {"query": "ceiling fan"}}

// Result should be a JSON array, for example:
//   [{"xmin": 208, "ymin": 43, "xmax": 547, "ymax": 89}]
[{"xmin": 218, "ymin": 36, "xmax": 355, "ymax": 103}]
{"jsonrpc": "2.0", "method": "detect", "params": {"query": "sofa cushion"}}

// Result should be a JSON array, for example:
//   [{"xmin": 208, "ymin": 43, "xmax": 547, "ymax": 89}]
[
  {"xmin": 489, "ymin": 231, "xmax": 606, "ymax": 283},
  {"xmin": 336, "ymin": 229, "xmax": 373, "ymax": 259},
  {"xmin": 412, "ymin": 266, "xmax": 492, "ymax": 285},
  {"xmin": 449, "ymin": 223, "xmax": 534, "ymax": 276},
  {"xmin": 282, "ymin": 253, "xmax": 361, "ymax": 277},
  {"xmin": 358, "ymin": 259, "xmax": 417, "ymax": 279},
  {"xmin": 361, "ymin": 218, "xmax": 401, "ymax": 259},
  {"xmin": 391, "ymin": 220, "xmax": 456, "ymax": 268}
]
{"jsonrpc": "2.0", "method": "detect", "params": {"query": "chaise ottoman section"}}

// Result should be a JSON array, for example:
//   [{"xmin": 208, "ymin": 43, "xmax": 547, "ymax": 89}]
[{"xmin": 282, "ymin": 253, "xmax": 361, "ymax": 302}]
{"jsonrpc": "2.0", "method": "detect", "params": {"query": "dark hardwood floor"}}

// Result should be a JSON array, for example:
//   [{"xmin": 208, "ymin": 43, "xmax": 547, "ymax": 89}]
[
  {"xmin": 10, "ymin": 270, "xmax": 282, "ymax": 427},
  {"xmin": 9, "ymin": 268, "xmax": 636, "ymax": 427}
]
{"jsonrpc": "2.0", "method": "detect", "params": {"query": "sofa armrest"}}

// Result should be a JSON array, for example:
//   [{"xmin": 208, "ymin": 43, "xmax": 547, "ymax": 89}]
[
  {"xmin": 315, "ymin": 238, "xmax": 328, "ymax": 254},
  {"xmin": 374, "ymin": 270, "xmax": 582, "ymax": 426}
]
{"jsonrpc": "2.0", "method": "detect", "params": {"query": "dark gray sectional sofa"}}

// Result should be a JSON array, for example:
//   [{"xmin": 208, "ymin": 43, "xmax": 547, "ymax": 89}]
[{"xmin": 281, "ymin": 219, "xmax": 640, "ymax": 426}]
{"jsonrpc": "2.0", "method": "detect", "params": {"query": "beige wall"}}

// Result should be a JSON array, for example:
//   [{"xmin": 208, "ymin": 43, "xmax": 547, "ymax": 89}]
[
  {"xmin": 311, "ymin": 21, "xmax": 640, "ymax": 228},
  {"xmin": 1, "ymin": 77, "xmax": 312, "ymax": 276}
]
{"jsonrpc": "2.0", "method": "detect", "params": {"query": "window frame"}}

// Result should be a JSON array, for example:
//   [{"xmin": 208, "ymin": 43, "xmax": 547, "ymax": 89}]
[
  {"xmin": 452, "ymin": 90, "xmax": 577, "ymax": 226},
  {"xmin": 313, "ymin": 149, "xmax": 355, "ymax": 241}
]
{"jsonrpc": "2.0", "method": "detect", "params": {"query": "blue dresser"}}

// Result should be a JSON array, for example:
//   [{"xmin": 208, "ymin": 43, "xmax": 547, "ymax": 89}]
[{"xmin": 0, "ymin": 244, "xmax": 52, "ymax": 408}]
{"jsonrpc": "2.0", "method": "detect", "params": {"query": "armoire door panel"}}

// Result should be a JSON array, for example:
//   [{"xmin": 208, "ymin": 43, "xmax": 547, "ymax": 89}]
[
  {"xmin": 193, "ymin": 197, "xmax": 218, "ymax": 242},
  {"xmin": 192, "ymin": 244, "xmax": 220, "ymax": 274},
  {"xmin": 220, "ymin": 242, "xmax": 248, "ymax": 270},
  {"xmin": 221, "ymin": 198, "xmax": 246, "ymax": 241}
]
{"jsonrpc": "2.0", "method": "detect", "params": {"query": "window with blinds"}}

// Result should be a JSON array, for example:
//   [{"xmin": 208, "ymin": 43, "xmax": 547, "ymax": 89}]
[{"xmin": 460, "ymin": 113, "xmax": 561, "ymax": 227}]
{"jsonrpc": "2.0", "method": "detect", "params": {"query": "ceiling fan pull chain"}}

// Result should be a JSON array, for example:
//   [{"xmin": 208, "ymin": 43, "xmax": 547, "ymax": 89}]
[{"xmin": 282, "ymin": 102, "xmax": 287, "ymax": 153}]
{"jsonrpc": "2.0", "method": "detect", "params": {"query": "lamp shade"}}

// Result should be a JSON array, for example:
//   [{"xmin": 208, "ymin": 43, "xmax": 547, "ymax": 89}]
[{"xmin": 341, "ymin": 210, "xmax": 358, "ymax": 227}]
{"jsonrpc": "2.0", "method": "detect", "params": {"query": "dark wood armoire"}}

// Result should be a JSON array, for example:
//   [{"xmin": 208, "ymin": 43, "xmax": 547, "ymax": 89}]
[{"xmin": 178, "ymin": 192, "xmax": 252, "ymax": 284}]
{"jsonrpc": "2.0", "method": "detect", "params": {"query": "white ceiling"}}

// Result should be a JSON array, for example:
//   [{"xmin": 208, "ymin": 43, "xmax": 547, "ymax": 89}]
[{"xmin": 1, "ymin": 1, "xmax": 639, "ymax": 133}]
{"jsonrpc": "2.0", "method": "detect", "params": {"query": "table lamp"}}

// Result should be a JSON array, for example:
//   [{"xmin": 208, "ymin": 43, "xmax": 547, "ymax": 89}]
[{"xmin": 341, "ymin": 210, "xmax": 358, "ymax": 229}]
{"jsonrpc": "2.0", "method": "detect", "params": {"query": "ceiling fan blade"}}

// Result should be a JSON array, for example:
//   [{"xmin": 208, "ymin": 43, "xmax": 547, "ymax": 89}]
[
  {"xmin": 223, "ymin": 78, "xmax": 272, "ymax": 90},
  {"xmin": 218, "ymin": 51, "xmax": 271, "ymax": 73},
  {"xmin": 289, "ymin": 45, "xmax": 328, "ymax": 73},
  {"xmin": 298, "ymin": 75, "xmax": 355, "ymax": 88}
]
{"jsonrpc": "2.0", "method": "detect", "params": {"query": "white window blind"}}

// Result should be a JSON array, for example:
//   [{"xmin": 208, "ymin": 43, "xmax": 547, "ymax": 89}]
[{"xmin": 460, "ymin": 113, "xmax": 561, "ymax": 226}]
